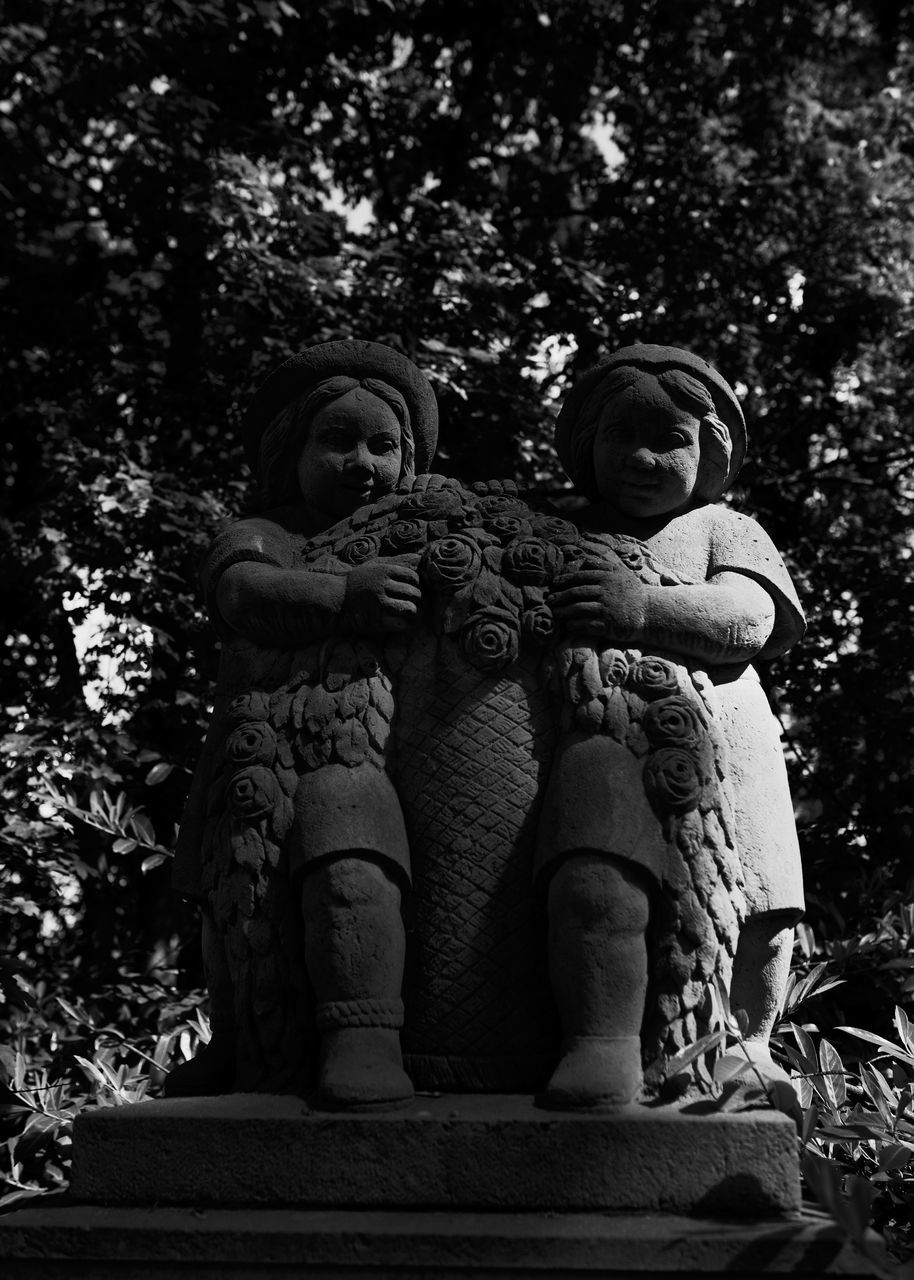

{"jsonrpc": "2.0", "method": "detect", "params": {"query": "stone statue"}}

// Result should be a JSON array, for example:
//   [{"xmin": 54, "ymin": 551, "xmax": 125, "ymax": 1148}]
[
  {"xmin": 168, "ymin": 340, "xmax": 804, "ymax": 1113},
  {"xmin": 548, "ymin": 343, "xmax": 805, "ymax": 1101},
  {"xmin": 169, "ymin": 340, "xmax": 439, "ymax": 1106}
]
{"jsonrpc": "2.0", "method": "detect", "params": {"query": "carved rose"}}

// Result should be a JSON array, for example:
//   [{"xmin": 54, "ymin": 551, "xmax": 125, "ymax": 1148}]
[
  {"xmin": 226, "ymin": 721, "xmax": 277, "ymax": 767},
  {"xmin": 227, "ymin": 765, "xmax": 280, "ymax": 819},
  {"xmin": 521, "ymin": 604, "xmax": 554, "ymax": 647},
  {"xmin": 459, "ymin": 609, "xmax": 520, "ymax": 671},
  {"xmin": 615, "ymin": 546, "xmax": 645, "ymax": 572},
  {"xmin": 641, "ymin": 697, "xmax": 703, "ymax": 750},
  {"xmin": 530, "ymin": 514, "xmax": 579, "ymax": 542},
  {"xmin": 339, "ymin": 534, "xmax": 381, "ymax": 565},
  {"xmin": 226, "ymin": 691, "xmax": 271, "ymax": 724},
  {"xmin": 449, "ymin": 503, "xmax": 483, "ymax": 530},
  {"xmin": 627, "ymin": 656, "xmax": 680, "ymax": 700},
  {"xmin": 561, "ymin": 543, "xmax": 588, "ymax": 569},
  {"xmin": 474, "ymin": 495, "xmax": 527, "ymax": 517},
  {"xmin": 502, "ymin": 537, "xmax": 563, "ymax": 587},
  {"xmin": 598, "ymin": 648, "xmax": 630, "ymax": 687},
  {"xmin": 420, "ymin": 535, "xmax": 482, "ymax": 593},
  {"xmin": 643, "ymin": 748, "xmax": 703, "ymax": 815},
  {"xmin": 484, "ymin": 514, "xmax": 530, "ymax": 543},
  {"xmin": 400, "ymin": 489, "xmax": 464, "ymax": 520},
  {"xmin": 381, "ymin": 519, "xmax": 427, "ymax": 554}
]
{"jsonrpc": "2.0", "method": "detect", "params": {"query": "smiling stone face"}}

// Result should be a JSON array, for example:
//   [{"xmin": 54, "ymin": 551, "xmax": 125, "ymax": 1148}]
[
  {"xmin": 591, "ymin": 377, "xmax": 702, "ymax": 520},
  {"xmin": 296, "ymin": 387, "xmax": 403, "ymax": 521}
]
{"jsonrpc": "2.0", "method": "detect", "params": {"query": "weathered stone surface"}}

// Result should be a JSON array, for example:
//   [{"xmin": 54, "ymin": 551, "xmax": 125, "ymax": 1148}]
[
  {"xmin": 70, "ymin": 1094, "xmax": 800, "ymax": 1215},
  {"xmin": 0, "ymin": 1201, "xmax": 870, "ymax": 1278}
]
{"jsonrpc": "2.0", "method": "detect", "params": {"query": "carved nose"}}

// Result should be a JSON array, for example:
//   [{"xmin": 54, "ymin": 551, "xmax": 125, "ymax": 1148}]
[
  {"xmin": 345, "ymin": 448, "xmax": 372, "ymax": 474},
  {"xmin": 630, "ymin": 448, "xmax": 655, "ymax": 470}
]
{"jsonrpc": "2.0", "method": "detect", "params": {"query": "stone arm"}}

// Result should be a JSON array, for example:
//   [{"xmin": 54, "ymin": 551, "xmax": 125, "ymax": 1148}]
[
  {"xmin": 216, "ymin": 559, "xmax": 421, "ymax": 647},
  {"xmin": 549, "ymin": 568, "xmax": 775, "ymax": 666}
]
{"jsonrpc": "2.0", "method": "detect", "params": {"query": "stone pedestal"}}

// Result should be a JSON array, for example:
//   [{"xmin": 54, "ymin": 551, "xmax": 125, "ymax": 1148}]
[
  {"xmin": 70, "ymin": 1094, "xmax": 801, "ymax": 1215},
  {"xmin": 0, "ymin": 1200, "xmax": 864, "ymax": 1278},
  {"xmin": 0, "ymin": 1094, "xmax": 871, "ymax": 1276}
]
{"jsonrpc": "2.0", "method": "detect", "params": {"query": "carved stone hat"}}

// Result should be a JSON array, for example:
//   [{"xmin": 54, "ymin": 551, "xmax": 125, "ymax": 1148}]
[
  {"xmin": 555, "ymin": 343, "xmax": 748, "ymax": 497},
  {"xmin": 243, "ymin": 339, "xmax": 439, "ymax": 474}
]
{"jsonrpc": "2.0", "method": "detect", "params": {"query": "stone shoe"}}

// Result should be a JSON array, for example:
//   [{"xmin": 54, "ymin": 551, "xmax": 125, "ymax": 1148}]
[{"xmin": 540, "ymin": 1035, "xmax": 642, "ymax": 1110}]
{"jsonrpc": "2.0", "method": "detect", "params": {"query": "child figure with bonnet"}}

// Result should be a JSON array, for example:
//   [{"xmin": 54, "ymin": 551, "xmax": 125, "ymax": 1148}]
[
  {"xmin": 541, "ymin": 344, "xmax": 805, "ymax": 1108},
  {"xmin": 169, "ymin": 340, "xmax": 439, "ymax": 1108}
]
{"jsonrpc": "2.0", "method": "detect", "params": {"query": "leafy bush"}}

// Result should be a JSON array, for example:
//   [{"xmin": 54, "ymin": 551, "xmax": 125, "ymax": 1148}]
[
  {"xmin": 0, "ymin": 971, "xmax": 207, "ymax": 1210},
  {"xmin": 643, "ymin": 899, "xmax": 914, "ymax": 1274},
  {"xmin": 776, "ymin": 904, "xmax": 914, "ymax": 1274}
]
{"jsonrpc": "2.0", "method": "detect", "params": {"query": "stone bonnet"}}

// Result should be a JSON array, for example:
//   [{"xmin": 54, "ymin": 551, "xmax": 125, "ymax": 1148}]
[
  {"xmin": 554, "ymin": 344, "xmax": 748, "ymax": 502},
  {"xmin": 243, "ymin": 339, "xmax": 440, "ymax": 480}
]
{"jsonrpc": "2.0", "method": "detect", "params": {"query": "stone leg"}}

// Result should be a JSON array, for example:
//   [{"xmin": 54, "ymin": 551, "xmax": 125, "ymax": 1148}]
[
  {"xmin": 302, "ymin": 855, "xmax": 414, "ymax": 1109},
  {"xmin": 163, "ymin": 907, "xmax": 236, "ymax": 1096},
  {"xmin": 726, "ymin": 910, "xmax": 796, "ymax": 1086},
  {"xmin": 542, "ymin": 852, "xmax": 650, "ymax": 1110}
]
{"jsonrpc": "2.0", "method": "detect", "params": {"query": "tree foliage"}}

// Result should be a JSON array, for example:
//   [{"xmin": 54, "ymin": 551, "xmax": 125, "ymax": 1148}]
[{"xmin": 3, "ymin": 0, "xmax": 914, "ymax": 1203}]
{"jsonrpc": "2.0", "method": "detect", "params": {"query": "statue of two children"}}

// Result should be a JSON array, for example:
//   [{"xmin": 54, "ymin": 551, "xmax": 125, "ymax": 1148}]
[{"xmin": 168, "ymin": 340, "xmax": 804, "ymax": 1112}]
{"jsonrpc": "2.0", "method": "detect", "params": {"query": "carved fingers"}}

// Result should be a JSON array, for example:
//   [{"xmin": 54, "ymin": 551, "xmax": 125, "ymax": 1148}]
[
  {"xmin": 344, "ymin": 558, "xmax": 423, "ymax": 633},
  {"xmin": 549, "ymin": 568, "xmax": 648, "ymax": 639},
  {"xmin": 406, "ymin": 473, "xmax": 448, "ymax": 494}
]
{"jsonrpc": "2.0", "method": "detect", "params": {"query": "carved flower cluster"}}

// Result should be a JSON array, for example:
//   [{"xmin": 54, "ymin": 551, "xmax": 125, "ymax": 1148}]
[
  {"xmin": 221, "ymin": 692, "xmax": 293, "ymax": 878},
  {"xmin": 225, "ymin": 693, "xmax": 278, "ymax": 820},
  {"xmin": 637, "ymin": 664, "xmax": 710, "ymax": 818},
  {"xmin": 556, "ymin": 647, "xmax": 712, "ymax": 820},
  {"xmin": 293, "ymin": 482, "xmax": 679, "ymax": 680},
  {"xmin": 318, "ymin": 487, "xmax": 588, "ymax": 675}
]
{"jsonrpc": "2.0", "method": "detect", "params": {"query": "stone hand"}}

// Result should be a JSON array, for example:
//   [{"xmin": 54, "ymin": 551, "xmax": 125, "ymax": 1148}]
[
  {"xmin": 343, "ymin": 557, "xmax": 422, "ymax": 633},
  {"xmin": 549, "ymin": 568, "xmax": 648, "ymax": 640}
]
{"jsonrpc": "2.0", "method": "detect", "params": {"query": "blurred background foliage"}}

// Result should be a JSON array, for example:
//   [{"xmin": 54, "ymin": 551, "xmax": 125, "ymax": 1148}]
[{"xmin": 2, "ymin": 0, "xmax": 914, "ymax": 1232}]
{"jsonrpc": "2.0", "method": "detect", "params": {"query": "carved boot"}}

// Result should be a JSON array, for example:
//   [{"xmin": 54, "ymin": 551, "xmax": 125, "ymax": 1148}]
[
  {"xmin": 542, "ymin": 852, "xmax": 650, "ymax": 1110},
  {"xmin": 304, "ymin": 856, "xmax": 414, "ymax": 1110},
  {"xmin": 545, "ymin": 1035, "xmax": 643, "ymax": 1109},
  {"xmin": 314, "ymin": 1011, "xmax": 413, "ymax": 1110}
]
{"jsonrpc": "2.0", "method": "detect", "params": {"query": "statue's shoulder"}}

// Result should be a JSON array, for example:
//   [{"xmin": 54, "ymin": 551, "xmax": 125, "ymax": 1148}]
[
  {"xmin": 659, "ymin": 502, "xmax": 776, "ymax": 568},
  {"xmin": 700, "ymin": 502, "xmax": 791, "ymax": 577},
  {"xmin": 700, "ymin": 503, "xmax": 806, "ymax": 654},
  {"xmin": 222, "ymin": 502, "xmax": 319, "ymax": 541},
  {"xmin": 703, "ymin": 501, "xmax": 766, "ymax": 537},
  {"xmin": 205, "ymin": 505, "xmax": 321, "ymax": 565}
]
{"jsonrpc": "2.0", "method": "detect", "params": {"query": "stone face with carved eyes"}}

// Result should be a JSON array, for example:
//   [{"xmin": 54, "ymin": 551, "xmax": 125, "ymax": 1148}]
[
  {"xmin": 592, "ymin": 379, "xmax": 702, "ymax": 521},
  {"xmin": 296, "ymin": 387, "xmax": 403, "ymax": 522}
]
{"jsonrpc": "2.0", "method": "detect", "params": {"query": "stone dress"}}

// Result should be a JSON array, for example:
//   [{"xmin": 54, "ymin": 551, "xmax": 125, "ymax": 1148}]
[{"xmin": 573, "ymin": 503, "xmax": 806, "ymax": 923}]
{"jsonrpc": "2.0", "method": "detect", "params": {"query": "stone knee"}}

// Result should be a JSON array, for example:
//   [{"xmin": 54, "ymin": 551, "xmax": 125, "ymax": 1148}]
[
  {"xmin": 546, "ymin": 851, "xmax": 651, "ymax": 1044},
  {"xmin": 547, "ymin": 851, "xmax": 651, "ymax": 937},
  {"xmin": 304, "ymin": 854, "xmax": 404, "ymax": 917}
]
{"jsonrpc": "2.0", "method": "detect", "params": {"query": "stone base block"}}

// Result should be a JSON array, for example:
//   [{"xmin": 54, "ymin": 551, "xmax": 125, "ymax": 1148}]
[
  {"xmin": 0, "ymin": 1200, "xmax": 868, "ymax": 1278},
  {"xmin": 71, "ymin": 1093, "xmax": 801, "ymax": 1215}
]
